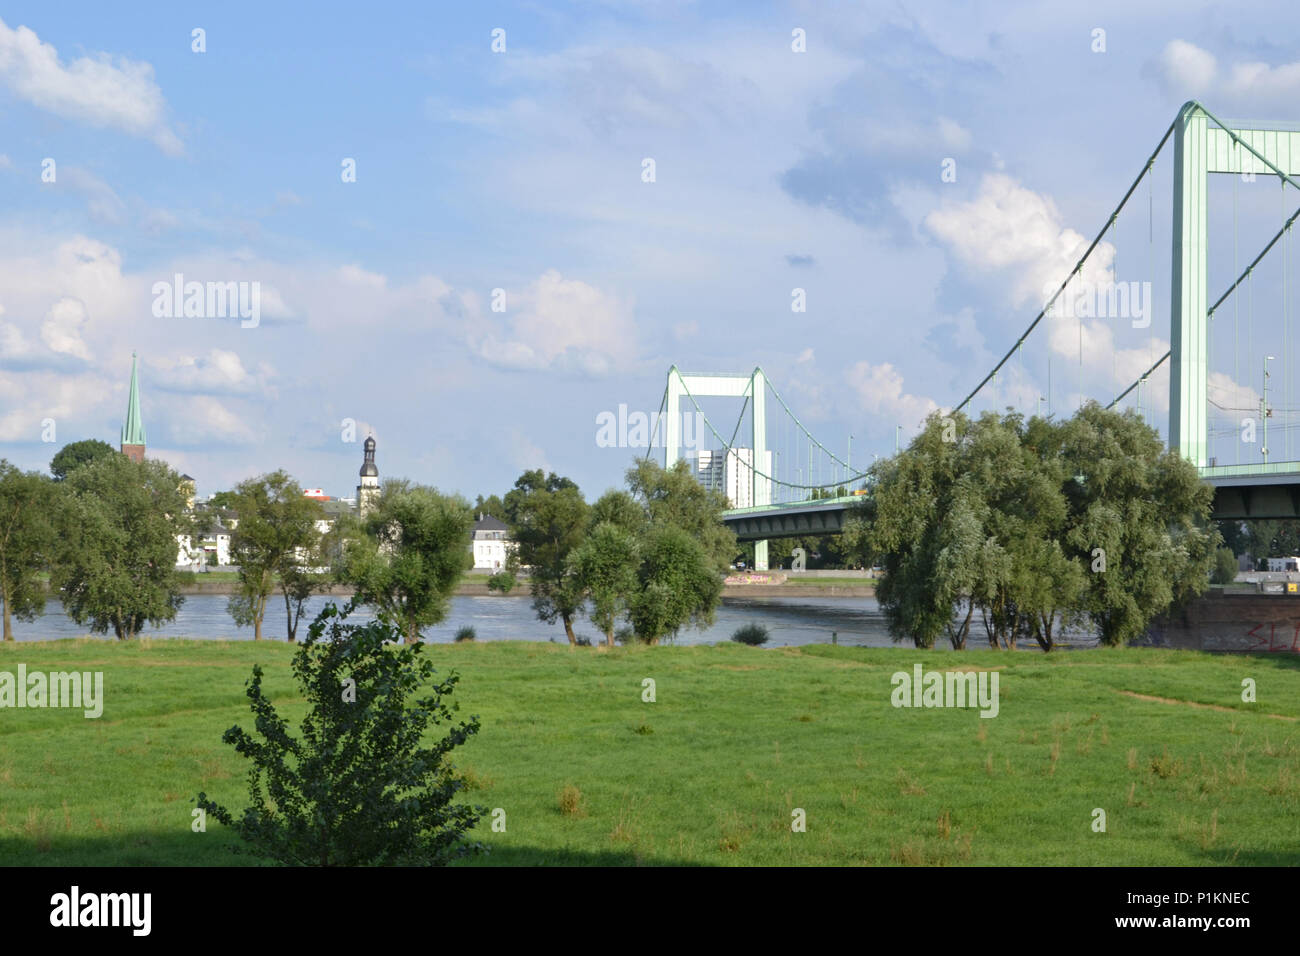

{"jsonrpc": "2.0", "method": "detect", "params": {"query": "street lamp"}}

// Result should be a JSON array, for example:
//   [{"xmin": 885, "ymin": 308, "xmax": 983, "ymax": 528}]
[{"xmin": 1263, "ymin": 355, "xmax": 1275, "ymax": 462}]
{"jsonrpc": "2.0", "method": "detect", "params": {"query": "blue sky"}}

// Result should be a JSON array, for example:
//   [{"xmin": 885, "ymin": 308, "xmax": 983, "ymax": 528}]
[{"xmin": 2, "ymin": 0, "xmax": 1299, "ymax": 500}]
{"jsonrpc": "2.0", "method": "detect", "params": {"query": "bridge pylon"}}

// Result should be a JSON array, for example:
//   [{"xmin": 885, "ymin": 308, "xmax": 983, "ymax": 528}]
[{"xmin": 665, "ymin": 366, "xmax": 771, "ymax": 570}]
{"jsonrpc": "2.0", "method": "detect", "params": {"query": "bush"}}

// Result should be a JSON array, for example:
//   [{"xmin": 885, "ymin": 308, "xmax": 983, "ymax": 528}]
[
  {"xmin": 486, "ymin": 571, "xmax": 516, "ymax": 594},
  {"xmin": 454, "ymin": 625, "xmax": 476, "ymax": 642},
  {"xmin": 196, "ymin": 602, "xmax": 486, "ymax": 866},
  {"xmin": 614, "ymin": 625, "xmax": 636, "ymax": 646},
  {"xmin": 731, "ymin": 623, "xmax": 770, "ymax": 646}
]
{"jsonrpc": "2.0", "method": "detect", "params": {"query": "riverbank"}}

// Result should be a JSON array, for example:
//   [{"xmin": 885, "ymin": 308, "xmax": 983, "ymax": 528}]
[
  {"xmin": 172, "ymin": 575, "xmax": 877, "ymax": 598},
  {"xmin": 2, "ymin": 639, "xmax": 1295, "ymax": 866}
]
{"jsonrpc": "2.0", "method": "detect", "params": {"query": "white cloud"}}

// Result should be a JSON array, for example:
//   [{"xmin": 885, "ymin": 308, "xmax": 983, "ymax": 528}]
[
  {"xmin": 925, "ymin": 173, "xmax": 1115, "ymax": 308},
  {"xmin": 40, "ymin": 296, "xmax": 91, "ymax": 360},
  {"xmin": 166, "ymin": 396, "xmax": 259, "ymax": 446},
  {"xmin": 1156, "ymin": 40, "xmax": 1300, "ymax": 106},
  {"xmin": 845, "ymin": 361, "xmax": 939, "ymax": 433},
  {"xmin": 1158, "ymin": 40, "xmax": 1217, "ymax": 96},
  {"xmin": 472, "ymin": 269, "xmax": 637, "ymax": 375},
  {"xmin": 0, "ymin": 16, "xmax": 181, "ymax": 153}
]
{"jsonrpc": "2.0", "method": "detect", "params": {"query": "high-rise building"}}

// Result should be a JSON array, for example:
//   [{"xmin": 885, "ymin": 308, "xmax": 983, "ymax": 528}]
[
  {"xmin": 120, "ymin": 352, "xmax": 147, "ymax": 463},
  {"xmin": 695, "ymin": 447, "xmax": 771, "ymax": 509}
]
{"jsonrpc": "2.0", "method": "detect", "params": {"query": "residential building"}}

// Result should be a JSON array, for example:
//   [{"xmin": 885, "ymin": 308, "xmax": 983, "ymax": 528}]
[{"xmin": 472, "ymin": 514, "xmax": 513, "ymax": 570}]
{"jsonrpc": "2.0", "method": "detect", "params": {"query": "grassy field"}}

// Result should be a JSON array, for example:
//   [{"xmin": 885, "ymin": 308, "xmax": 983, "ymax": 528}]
[{"xmin": 1, "ymin": 638, "xmax": 1297, "ymax": 866}]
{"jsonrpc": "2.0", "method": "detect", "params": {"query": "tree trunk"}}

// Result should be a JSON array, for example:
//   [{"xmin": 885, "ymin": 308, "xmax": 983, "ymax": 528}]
[
  {"xmin": 605, "ymin": 627, "xmax": 615, "ymax": 647},
  {"xmin": 283, "ymin": 590, "xmax": 296, "ymax": 643},
  {"xmin": 406, "ymin": 616, "xmax": 419, "ymax": 644},
  {"xmin": 2, "ymin": 586, "xmax": 11, "ymax": 641},
  {"xmin": 563, "ymin": 614, "xmax": 576, "ymax": 645}
]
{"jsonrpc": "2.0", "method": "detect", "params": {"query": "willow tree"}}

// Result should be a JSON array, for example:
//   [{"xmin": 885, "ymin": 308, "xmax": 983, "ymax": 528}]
[
  {"xmin": 340, "ymin": 480, "xmax": 474, "ymax": 644},
  {"xmin": 54, "ymin": 455, "xmax": 192, "ymax": 640},
  {"xmin": 0, "ymin": 462, "xmax": 55, "ymax": 641}
]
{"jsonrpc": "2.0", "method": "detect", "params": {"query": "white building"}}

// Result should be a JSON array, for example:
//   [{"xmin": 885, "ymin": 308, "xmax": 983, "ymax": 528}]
[
  {"xmin": 696, "ymin": 447, "xmax": 772, "ymax": 509},
  {"xmin": 472, "ymin": 514, "xmax": 514, "ymax": 570},
  {"xmin": 1266, "ymin": 556, "xmax": 1300, "ymax": 573},
  {"xmin": 176, "ymin": 516, "xmax": 233, "ymax": 567}
]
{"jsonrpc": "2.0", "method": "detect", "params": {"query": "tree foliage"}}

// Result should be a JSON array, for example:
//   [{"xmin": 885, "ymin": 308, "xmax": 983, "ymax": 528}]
[
  {"xmin": 871, "ymin": 404, "xmax": 1217, "ymax": 650},
  {"xmin": 49, "ymin": 439, "xmax": 116, "ymax": 481},
  {"xmin": 227, "ymin": 470, "xmax": 326, "ymax": 641},
  {"xmin": 339, "ymin": 480, "xmax": 474, "ymax": 643},
  {"xmin": 0, "ymin": 461, "xmax": 56, "ymax": 641},
  {"xmin": 503, "ymin": 469, "xmax": 589, "ymax": 645},
  {"xmin": 52, "ymin": 454, "xmax": 191, "ymax": 640},
  {"xmin": 196, "ymin": 603, "xmax": 485, "ymax": 866}
]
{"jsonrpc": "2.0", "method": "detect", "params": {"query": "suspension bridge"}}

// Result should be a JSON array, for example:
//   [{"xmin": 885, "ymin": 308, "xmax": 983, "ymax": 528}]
[{"xmin": 649, "ymin": 102, "xmax": 1300, "ymax": 570}]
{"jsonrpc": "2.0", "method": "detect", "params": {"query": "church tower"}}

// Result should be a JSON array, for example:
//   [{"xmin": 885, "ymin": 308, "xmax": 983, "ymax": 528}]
[
  {"xmin": 121, "ymin": 352, "xmax": 147, "ymax": 463},
  {"xmin": 357, "ymin": 434, "xmax": 379, "ymax": 517}
]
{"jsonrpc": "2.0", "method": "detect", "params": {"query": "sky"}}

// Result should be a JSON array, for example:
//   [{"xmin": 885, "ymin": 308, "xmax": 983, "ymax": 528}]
[{"xmin": 2, "ymin": 0, "xmax": 1299, "ymax": 501}]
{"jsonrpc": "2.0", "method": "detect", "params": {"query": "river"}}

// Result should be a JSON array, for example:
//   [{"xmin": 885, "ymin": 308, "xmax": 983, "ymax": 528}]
[{"xmin": 3, "ymin": 594, "xmax": 1100, "ymax": 649}]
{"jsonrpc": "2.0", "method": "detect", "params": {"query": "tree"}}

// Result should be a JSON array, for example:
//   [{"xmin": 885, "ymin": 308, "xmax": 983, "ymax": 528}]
[
  {"xmin": 49, "ymin": 439, "xmax": 115, "ymax": 481},
  {"xmin": 870, "ymin": 412, "xmax": 971, "ymax": 648},
  {"xmin": 569, "ymin": 521, "xmax": 639, "ymax": 646},
  {"xmin": 52, "ymin": 454, "xmax": 192, "ymax": 640},
  {"xmin": 196, "ymin": 602, "xmax": 485, "ymax": 866},
  {"xmin": 503, "ymin": 470, "xmax": 589, "ymax": 645},
  {"xmin": 0, "ymin": 462, "xmax": 55, "ymax": 641},
  {"xmin": 627, "ymin": 525, "xmax": 724, "ymax": 644},
  {"xmin": 340, "ymin": 480, "xmax": 474, "ymax": 643},
  {"xmin": 227, "ymin": 471, "xmax": 326, "ymax": 641},
  {"xmin": 1211, "ymin": 546, "xmax": 1239, "ymax": 585},
  {"xmin": 1058, "ymin": 403, "xmax": 1218, "ymax": 646},
  {"xmin": 473, "ymin": 493, "xmax": 507, "ymax": 521},
  {"xmin": 625, "ymin": 459, "xmax": 736, "ymax": 573}
]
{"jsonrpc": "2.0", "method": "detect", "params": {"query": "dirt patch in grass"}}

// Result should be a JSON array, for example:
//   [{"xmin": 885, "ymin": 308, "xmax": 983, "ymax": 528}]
[{"xmin": 1118, "ymin": 690, "xmax": 1297, "ymax": 722}]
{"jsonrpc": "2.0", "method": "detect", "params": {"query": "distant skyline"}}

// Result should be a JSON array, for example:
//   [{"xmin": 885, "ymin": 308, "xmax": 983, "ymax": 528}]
[{"xmin": 2, "ymin": 1, "xmax": 1299, "ymax": 500}]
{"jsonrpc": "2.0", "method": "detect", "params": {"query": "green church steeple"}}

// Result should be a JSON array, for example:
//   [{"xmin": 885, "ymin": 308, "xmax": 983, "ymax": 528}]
[{"xmin": 121, "ymin": 352, "xmax": 146, "ymax": 457}]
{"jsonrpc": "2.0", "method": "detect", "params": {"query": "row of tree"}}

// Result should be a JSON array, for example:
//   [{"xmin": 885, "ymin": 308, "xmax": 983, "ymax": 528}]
[
  {"xmin": 864, "ymin": 403, "xmax": 1220, "ymax": 650},
  {"xmin": 0, "ymin": 439, "xmax": 736, "ymax": 646},
  {"xmin": 499, "ymin": 460, "xmax": 735, "ymax": 646}
]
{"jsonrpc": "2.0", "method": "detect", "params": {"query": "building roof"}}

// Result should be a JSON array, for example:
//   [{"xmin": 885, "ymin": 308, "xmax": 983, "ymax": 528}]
[
  {"xmin": 359, "ymin": 434, "xmax": 378, "ymax": 477},
  {"xmin": 474, "ymin": 514, "xmax": 509, "ymax": 533},
  {"xmin": 121, "ymin": 352, "xmax": 146, "ymax": 446}
]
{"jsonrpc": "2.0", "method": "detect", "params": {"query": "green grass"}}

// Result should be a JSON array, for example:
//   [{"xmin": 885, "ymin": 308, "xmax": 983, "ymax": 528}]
[{"xmin": 1, "ymin": 638, "xmax": 1297, "ymax": 866}]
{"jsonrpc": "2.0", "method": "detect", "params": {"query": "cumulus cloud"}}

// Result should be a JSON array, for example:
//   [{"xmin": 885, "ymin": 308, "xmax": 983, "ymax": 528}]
[
  {"xmin": 471, "ymin": 269, "xmax": 637, "ymax": 375},
  {"xmin": 925, "ymin": 172, "xmax": 1115, "ymax": 309},
  {"xmin": 40, "ymin": 296, "xmax": 91, "ymax": 360},
  {"xmin": 846, "ymin": 361, "xmax": 940, "ymax": 433},
  {"xmin": 1157, "ymin": 40, "xmax": 1218, "ymax": 97},
  {"xmin": 1154, "ymin": 40, "xmax": 1300, "ymax": 108},
  {"xmin": 151, "ymin": 349, "xmax": 275, "ymax": 397},
  {"xmin": 0, "ymin": 16, "xmax": 181, "ymax": 153}
]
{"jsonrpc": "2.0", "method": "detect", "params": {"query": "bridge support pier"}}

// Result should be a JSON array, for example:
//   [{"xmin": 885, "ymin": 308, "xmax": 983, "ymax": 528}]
[{"xmin": 754, "ymin": 540, "xmax": 768, "ymax": 571}]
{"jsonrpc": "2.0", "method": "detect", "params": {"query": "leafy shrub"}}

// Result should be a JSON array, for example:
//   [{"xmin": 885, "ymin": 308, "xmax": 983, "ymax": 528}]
[
  {"xmin": 196, "ymin": 602, "xmax": 486, "ymax": 866},
  {"xmin": 454, "ymin": 625, "xmax": 476, "ymax": 642},
  {"xmin": 575, "ymin": 634, "xmax": 593, "ymax": 647},
  {"xmin": 486, "ymin": 571, "xmax": 516, "ymax": 594},
  {"xmin": 731, "ymin": 623, "xmax": 770, "ymax": 646}
]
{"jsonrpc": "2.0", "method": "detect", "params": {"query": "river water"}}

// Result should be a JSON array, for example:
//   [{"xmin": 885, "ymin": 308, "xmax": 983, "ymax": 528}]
[{"xmin": 4, "ymin": 594, "xmax": 1099, "ymax": 649}]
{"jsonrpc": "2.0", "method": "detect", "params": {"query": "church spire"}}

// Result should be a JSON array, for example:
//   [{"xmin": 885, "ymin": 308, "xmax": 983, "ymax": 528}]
[{"xmin": 121, "ymin": 352, "xmax": 147, "ymax": 462}]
